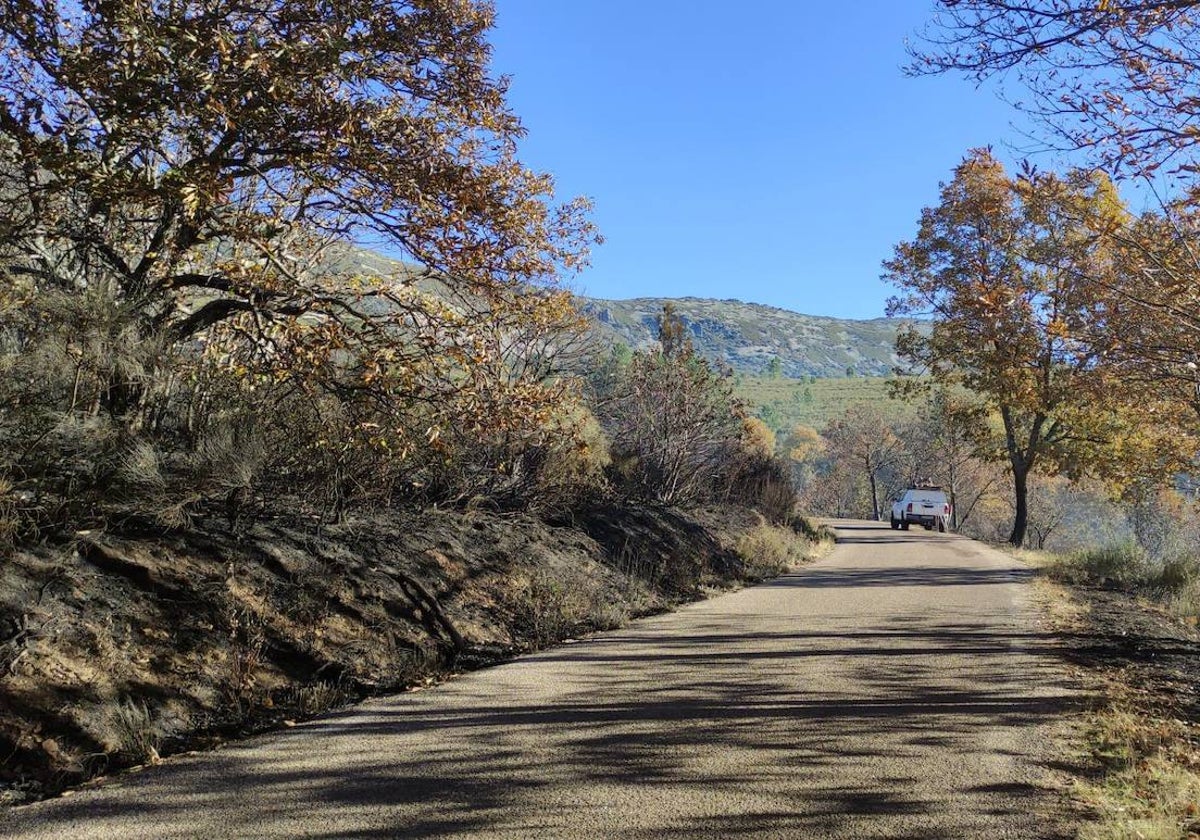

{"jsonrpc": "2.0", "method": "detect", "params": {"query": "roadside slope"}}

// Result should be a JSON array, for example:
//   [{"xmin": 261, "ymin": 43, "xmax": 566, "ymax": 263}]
[
  {"xmin": 3, "ymin": 520, "xmax": 1078, "ymax": 839},
  {"xmin": 2, "ymin": 503, "xmax": 810, "ymax": 802}
]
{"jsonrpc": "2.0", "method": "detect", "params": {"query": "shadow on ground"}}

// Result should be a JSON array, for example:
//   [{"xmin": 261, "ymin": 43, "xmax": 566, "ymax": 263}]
[{"xmin": 6, "ymin": 524, "xmax": 1084, "ymax": 840}]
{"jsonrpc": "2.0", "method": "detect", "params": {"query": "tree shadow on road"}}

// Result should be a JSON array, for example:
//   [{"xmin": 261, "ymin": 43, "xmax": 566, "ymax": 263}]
[
  {"xmin": 9, "ymin": 608, "xmax": 1083, "ymax": 839},
  {"xmin": 766, "ymin": 565, "xmax": 1031, "ymax": 588}
]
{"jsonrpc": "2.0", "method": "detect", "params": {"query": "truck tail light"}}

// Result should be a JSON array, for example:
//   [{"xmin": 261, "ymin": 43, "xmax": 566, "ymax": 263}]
[
  {"xmin": 944, "ymin": 504, "xmax": 949, "ymax": 515},
  {"xmin": 906, "ymin": 503, "xmax": 912, "ymax": 513}
]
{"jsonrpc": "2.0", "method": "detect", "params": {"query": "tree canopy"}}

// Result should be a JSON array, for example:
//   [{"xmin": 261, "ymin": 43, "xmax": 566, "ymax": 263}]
[
  {"xmin": 0, "ymin": 0, "xmax": 600, "ymax": 528},
  {"xmin": 0, "ymin": 0, "xmax": 596, "ymax": 394},
  {"xmin": 883, "ymin": 149, "xmax": 1169, "ymax": 545},
  {"xmin": 912, "ymin": 1, "xmax": 1200, "ymax": 179}
]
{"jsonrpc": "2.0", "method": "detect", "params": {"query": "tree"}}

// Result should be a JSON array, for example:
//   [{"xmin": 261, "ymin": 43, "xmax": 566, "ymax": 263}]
[
  {"xmin": 782, "ymin": 422, "xmax": 825, "ymax": 491},
  {"xmin": 1089, "ymin": 200, "xmax": 1200, "ymax": 420},
  {"xmin": 911, "ymin": 3, "xmax": 1200, "ymax": 457},
  {"xmin": 822, "ymin": 405, "xmax": 906, "ymax": 521},
  {"xmin": 0, "ymin": 0, "xmax": 594, "ymax": 417},
  {"xmin": 911, "ymin": 1, "xmax": 1200, "ymax": 179},
  {"xmin": 900, "ymin": 389, "xmax": 999, "ymax": 530},
  {"xmin": 766, "ymin": 357, "xmax": 783, "ymax": 379},
  {"xmin": 784, "ymin": 424, "xmax": 825, "ymax": 464},
  {"xmin": 884, "ymin": 150, "xmax": 1128, "ymax": 546},
  {"xmin": 741, "ymin": 417, "xmax": 777, "ymax": 458},
  {"xmin": 0, "ymin": 0, "xmax": 599, "ymax": 527},
  {"xmin": 601, "ymin": 305, "xmax": 745, "ymax": 505}
]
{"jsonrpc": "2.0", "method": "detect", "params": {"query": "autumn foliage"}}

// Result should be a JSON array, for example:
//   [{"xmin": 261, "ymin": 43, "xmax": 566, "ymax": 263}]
[
  {"xmin": 885, "ymin": 150, "xmax": 1194, "ymax": 545},
  {"xmin": 0, "ymin": 0, "xmax": 607, "ymax": 538}
]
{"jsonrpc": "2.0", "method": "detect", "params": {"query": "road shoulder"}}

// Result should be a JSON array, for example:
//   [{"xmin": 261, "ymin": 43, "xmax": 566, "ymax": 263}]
[{"xmin": 1028, "ymin": 562, "xmax": 1200, "ymax": 839}]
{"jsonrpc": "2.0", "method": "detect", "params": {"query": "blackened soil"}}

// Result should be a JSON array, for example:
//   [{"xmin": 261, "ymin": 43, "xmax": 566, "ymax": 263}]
[{"xmin": 1055, "ymin": 584, "xmax": 1200, "ymax": 723}]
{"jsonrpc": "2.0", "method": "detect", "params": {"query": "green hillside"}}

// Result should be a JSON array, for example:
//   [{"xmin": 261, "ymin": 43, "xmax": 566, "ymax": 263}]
[{"xmin": 734, "ymin": 375, "xmax": 916, "ymax": 434}]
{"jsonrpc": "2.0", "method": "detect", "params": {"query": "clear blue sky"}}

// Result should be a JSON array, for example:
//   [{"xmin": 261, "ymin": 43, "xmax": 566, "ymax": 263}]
[{"xmin": 486, "ymin": 1, "xmax": 1042, "ymax": 320}]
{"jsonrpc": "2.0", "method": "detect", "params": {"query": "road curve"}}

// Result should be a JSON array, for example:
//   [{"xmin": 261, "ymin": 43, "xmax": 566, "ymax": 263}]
[{"xmin": 2, "ymin": 520, "xmax": 1077, "ymax": 839}]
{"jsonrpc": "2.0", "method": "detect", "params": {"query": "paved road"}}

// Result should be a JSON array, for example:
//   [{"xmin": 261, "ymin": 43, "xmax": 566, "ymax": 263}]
[{"xmin": 3, "ymin": 520, "xmax": 1077, "ymax": 839}]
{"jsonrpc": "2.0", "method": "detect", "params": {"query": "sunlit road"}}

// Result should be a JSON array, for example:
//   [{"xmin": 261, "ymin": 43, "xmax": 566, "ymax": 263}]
[{"xmin": 3, "ymin": 520, "xmax": 1076, "ymax": 839}]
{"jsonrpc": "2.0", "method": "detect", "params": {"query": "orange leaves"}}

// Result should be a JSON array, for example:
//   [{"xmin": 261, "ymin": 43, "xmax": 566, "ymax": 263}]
[
  {"xmin": 1045, "ymin": 316, "xmax": 1074, "ymax": 341},
  {"xmin": 0, "ymin": 0, "xmax": 605, "ymax": 518},
  {"xmin": 885, "ymin": 150, "xmax": 1172, "ymax": 543}
]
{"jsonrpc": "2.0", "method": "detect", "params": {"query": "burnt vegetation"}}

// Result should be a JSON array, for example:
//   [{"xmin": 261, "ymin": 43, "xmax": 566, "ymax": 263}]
[{"xmin": 0, "ymin": 0, "xmax": 818, "ymax": 801}]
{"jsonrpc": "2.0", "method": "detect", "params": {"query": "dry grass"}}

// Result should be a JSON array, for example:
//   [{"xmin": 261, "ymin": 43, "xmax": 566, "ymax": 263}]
[
  {"xmin": 1075, "ymin": 706, "xmax": 1200, "ymax": 840},
  {"xmin": 284, "ymin": 682, "xmax": 347, "ymax": 718},
  {"xmin": 0, "ymin": 478, "xmax": 18, "ymax": 553},
  {"xmin": 506, "ymin": 569, "xmax": 631, "ymax": 650},
  {"xmin": 106, "ymin": 698, "xmax": 161, "ymax": 765},
  {"xmin": 1023, "ymin": 548, "xmax": 1200, "ymax": 840},
  {"xmin": 734, "ymin": 519, "xmax": 818, "ymax": 580},
  {"xmin": 1022, "ymin": 545, "xmax": 1200, "ymax": 624}
]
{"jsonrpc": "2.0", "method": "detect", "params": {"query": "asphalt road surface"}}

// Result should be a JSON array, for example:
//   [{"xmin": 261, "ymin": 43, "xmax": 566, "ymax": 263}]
[{"xmin": 3, "ymin": 520, "xmax": 1078, "ymax": 839}]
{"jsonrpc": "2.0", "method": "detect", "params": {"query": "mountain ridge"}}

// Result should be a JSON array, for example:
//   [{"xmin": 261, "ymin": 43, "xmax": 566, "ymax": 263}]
[
  {"xmin": 579, "ymin": 295, "xmax": 911, "ymax": 378},
  {"xmin": 331, "ymin": 246, "xmax": 911, "ymax": 379}
]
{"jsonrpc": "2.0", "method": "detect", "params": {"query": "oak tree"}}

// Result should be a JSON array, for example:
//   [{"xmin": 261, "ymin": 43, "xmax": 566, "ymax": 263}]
[
  {"xmin": 899, "ymin": 389, "xmax": 999, "ymax": 530},
  {"xmin": 884, "ymin": 149, "xmax": 1127, "ymax": 546},
  {"xmin": 821, "ymin": 405, "xmax": 906, "ymax": 522},
  {"xmin": 0, "ymin": 0, "xmax": 598, "ymax": 526}
]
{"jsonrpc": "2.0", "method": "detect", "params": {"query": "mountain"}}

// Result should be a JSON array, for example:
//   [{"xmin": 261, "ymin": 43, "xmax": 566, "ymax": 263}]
[
  {"xmin": 322, "ymin": 247, "xmax": 913, "ymax": 378},
  {"xmin": 580, "ymin": 296, "xmax": 911, "ymax": 378}
]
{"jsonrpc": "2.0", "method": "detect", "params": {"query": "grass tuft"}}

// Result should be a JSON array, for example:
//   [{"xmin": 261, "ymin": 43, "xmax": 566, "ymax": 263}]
[
  {"xmin": 734, "ymin": 519, "xmax": 817, "ymax": 580},
  {"xmin": 1076, "ymin": 708, "xmax": 1200, "ymax": 840},
  {"xmin": 107, "ymin": 698, "xmax": 160, "ymax": 765}
]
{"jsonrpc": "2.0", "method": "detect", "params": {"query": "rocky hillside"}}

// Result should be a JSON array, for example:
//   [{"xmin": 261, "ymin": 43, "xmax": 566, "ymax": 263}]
[
  {"xmin": 581, "ymin": 296, "xmax": 912, "ymax": 378},
  {"xmin": 324, "ymin": 248, "xmax": 912, "ymax": 378}
]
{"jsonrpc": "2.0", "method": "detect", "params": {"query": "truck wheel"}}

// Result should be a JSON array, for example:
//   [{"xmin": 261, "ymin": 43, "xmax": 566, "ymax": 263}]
[
  {"xmin": 937, "ymin": 518, "xmax": 946, "ymax": 533},
  {"xmin": 900, "ymin": 521, "xmax": 909, "ymax": 531},
  {"xmin": 890, "ymin": 516, "xmax": 899, "ymax": 530}
]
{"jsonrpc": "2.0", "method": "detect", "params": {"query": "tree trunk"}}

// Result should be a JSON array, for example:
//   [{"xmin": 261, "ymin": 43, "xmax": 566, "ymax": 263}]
[
  {"xmin": 1009, "ymin": 465, "xmax": 1029, "ymax": 547},
  {"xmin": 1001, "ymin": 406, "xmax": 1040, "ymax": 548},
  {"xmin": 869, "ymin": 469, "xmax": 880, "ymax": 521}
]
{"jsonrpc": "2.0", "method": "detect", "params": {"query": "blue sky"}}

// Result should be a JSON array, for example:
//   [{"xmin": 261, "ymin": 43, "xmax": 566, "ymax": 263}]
[{"xmin": 486, "ymin": 1, "xmax": 1044, "ymax": 320}]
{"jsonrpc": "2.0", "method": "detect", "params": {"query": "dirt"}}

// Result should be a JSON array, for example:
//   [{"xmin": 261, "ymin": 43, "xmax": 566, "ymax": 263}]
[
  {"xmin": 0, "ymin": 499, "xmax": 793, "ymax": 805},
  {"xmin": 1046, "ymin": 582, "xmax": 1200, "ymax": 723}
]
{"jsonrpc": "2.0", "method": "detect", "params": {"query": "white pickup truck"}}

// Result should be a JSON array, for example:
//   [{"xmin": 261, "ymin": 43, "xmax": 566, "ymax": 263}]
[{"xmin": 890, "ymin": 487, "xmax": 951, "ymax": 532}]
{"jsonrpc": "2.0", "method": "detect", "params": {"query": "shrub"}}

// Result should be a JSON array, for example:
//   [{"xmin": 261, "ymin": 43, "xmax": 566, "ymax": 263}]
[
  {"xmin": 407, "ymin": 396, "xmax": 611, "ymax": 513},
  {"xmin": 595, "ymin": 305, "xmax": 779, "ymax": 508},
  {"xmin": 1058, "ymin": 543, "xmax": 1147, "ymax": 587},
  {"xmin": 1162, "ymin": 579, "xmax": 1200, "ymax": 622},
  {"xmin": 1148, "ymin": 557, "xmax": 1197, "ymax": 596},
  {"xmin": 734, "ymin": 520, "xmax": 811, "ymax": 579},
  {"xmin": 720, "ymin": 451, "xmax": 798, "ymax": 524},
  {"xmin": 0, "ymin": 277, "xmax": 598, "ymax": 538},
  {"xmin": 506, "ymin": 568, "xmax": 630, "ymax": 650},
  {"xmin": 506, "ymin": 572, "xmax": 590, "ymax": 649},
  {"xmin": 791, "ymin": 514, "xmax": 834, "ymax": 544},
  {"xmin": 530, "ymin": 405, "xmax": 613, "ymax": 510}
]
